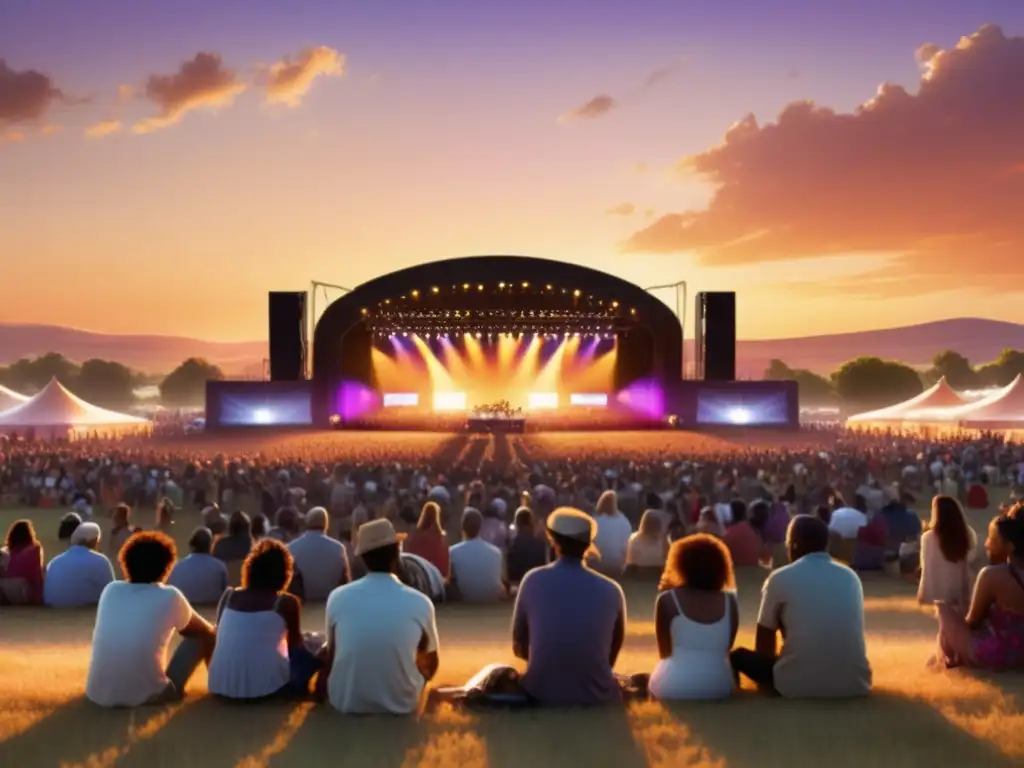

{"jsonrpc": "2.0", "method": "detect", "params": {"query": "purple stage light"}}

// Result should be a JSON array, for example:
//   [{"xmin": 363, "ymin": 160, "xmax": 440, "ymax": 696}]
[
  {"xmin": 336, "ymin": 381, "xmax": 381, "ymax": 421},
  {"xmin": 616, "ymin": 379, "xmax": 665, "ymax": 419}
]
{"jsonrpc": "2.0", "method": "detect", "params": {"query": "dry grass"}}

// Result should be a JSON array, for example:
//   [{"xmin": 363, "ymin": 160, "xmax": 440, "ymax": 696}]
[{"xmin": 1, "ymin": 441, "xmax": 1022, "ymax": 766}]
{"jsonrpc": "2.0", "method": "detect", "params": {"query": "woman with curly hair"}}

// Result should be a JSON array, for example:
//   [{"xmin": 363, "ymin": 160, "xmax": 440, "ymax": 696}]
[
  {"xmin": 207, "ymin": 539, "xmax": 323, "ymax": 699},
  {"xmin": 649, "ymin": 533, "xmax": 738, "ymax": 700}
]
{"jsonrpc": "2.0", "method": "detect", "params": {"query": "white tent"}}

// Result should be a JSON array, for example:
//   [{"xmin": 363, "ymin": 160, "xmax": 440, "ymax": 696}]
[
  {"xmin": 0, "ymin": 384, "xmax": 29, "ymax": 413},
  {"xmin": 954, "ymin": 374, "xmax": 1024, "ymax": 428},
  {"xmin": 846, "ymin": 377, "xmax": 968, "ymax": 426},
  {"xmin": 0, "ymin": 377, "xmax": 152, "ymax": 440}
]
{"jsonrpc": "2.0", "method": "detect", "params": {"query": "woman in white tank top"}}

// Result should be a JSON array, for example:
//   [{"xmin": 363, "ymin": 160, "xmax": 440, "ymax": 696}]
[
  {"xmin": 649, "ymin": 535, "xmax": 738, "ymax": 700},
  {"xmin": 208, "ymin": 540, "xmax": 322, "ymax": 700}
]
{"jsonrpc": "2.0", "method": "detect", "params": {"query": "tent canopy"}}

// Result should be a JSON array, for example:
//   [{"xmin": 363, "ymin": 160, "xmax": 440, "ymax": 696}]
[
  {"xmin": 954, "ymin": 374, "xmax": 1024, "ymax": 424},
  {"xmin": 0, "ymin": 377, "xmax": 150, "ymax": 439},
  {"xmin": 847, "ymin": 377, "xmax": 967, "ymax": 423},
  {"xmin": 0, "ymin": 383, "xmax": 29, "ymax": 413}
]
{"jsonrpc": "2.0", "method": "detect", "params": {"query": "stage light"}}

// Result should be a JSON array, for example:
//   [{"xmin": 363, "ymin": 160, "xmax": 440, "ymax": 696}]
[
  {"xmin": 360, "ymin": 308, "xmax": 367, "ymax": 315},
  {"xmin": 726, "ymin": 407, "xmax": 753, "ymax": 425},
  {"xmin": 384, "ymin": 393, "xmax": 419, "ymax": 407},
  {"xmin": 431, "ymin": 286, "xmax": 439, "ymax": 294},
  {"xmin": 546, "ymin": 284, "xmax": 553, "ymax": 290},
  {"xmin": 252, "ymin": 408, "xmax": 273, "ymax": 425},
  {"xmin": 328, "ymin": 414, "xmax": 342, "ymax": 425},
  {"xmin": 477, "ymin": 284, "xmax": 484, "ymax": 291},
  {"xmin": 528, "ymin": 392, "xmax": 559, "ymax": 409},
  {"xmin": 499, "ymin": 282, "xmax": 506, "ymax": 289},
  {"xmin": 433, "ymin": 392, "xmax": 467, "ymax": 411},
  {"xmin": 612, "ymin": 301, "xmax": 619, "ymax": 308},
  {"xmin": 573, "ymin": 289, "xmax": 581, "ymax": 297},
  {"xmin": 411, "ymin": 290, "xmax": 419, "ymax": 297},
  {"xmin": 522, "ymin": 281, "xmax": 529, "ymax": 288},
  {"xmin": 570, "ymin": 393, "xmax": 608, "ymax": 407},
  {"xmin": 476, "ymin": 332, "xmax": 482, "ymax": 338},
  {"xmin": 463, "ymin": 283, "xmax": 470, "ymax": 290}
]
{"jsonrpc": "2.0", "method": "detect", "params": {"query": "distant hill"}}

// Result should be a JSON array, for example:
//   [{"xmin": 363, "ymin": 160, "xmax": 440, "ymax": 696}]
[
  {"xmin": 728, "ymin": 318, "xmax": 1024, "ymax": 378},
  {"xmin": 1, "ymin": 318, "xmax": 1020, "ymax": 380},
  {"xmin": 0, "ymin": 323, "xmax": 267, "ymax": 376}
]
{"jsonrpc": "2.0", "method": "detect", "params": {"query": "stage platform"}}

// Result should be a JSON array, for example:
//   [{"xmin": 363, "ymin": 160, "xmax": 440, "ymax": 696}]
[{"xmin": 466, "ymin": 417, "xmax": 526, "ymax": 433}]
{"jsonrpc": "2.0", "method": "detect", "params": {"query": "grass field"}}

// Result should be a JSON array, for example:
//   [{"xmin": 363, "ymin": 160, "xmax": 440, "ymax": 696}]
[{"xmin": 1, "ymin": 497, "xmax": 1023, "ymax": 766}]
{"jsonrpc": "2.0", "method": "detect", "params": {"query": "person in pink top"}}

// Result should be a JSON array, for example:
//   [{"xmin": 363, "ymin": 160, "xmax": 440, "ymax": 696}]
[
  {"xmin": 1, "ymin": 519, "xmax": 44, "ymax": 605},
  {"xmin": 722, "ymin": 500, "xmax": 766, "ymax": 568}
]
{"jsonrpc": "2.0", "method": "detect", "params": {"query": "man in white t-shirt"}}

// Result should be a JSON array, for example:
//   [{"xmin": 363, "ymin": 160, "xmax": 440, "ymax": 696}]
[
  {"xmin": 288, "ymin": 507, "xmax": 350, "ymax": 600},
  {"xmin": 321, "ymin": 519, "xmax": 440, "ymax": 714},
  {"xmin": 86, "ymin": 531, "xmax": 216, "ymax": 707},
  {"xmin": 829, "ymin": 505, "xmax": 869, "ymax": 540},
  {"xmin": 448, "ymin": 508, "xmax": 505, "ymax": 602}
]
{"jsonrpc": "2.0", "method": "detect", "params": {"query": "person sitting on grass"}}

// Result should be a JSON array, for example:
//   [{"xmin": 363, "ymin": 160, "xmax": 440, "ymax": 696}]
[
  {"xmin": 320, "ymin": 519, "xmax": 440, "ymax": 714},
  {"xmin": 730, "ymin": 515, "xmax": 872, "ymax": 698},
  {"xmin": 625, "ymin": 510, "xmax": 668, "ymax": 573},
  {"xmin": 506, "ymin": 507, "xmax": 548, "ymax": 586},
  {"xmin": 931, "ymin": 507, "xmax": 1024, "ymax": 671},
  {"xmin": 512, "ymin": 507, "xmax": 628, "ymax": 706},
  {"xmin": 208, "ymin": 539, "xmax": 324, "ymax": 700},
  {"xmin": 448, "ymin": 508, "xmax": 506, "ymax": 602},
  {"xmin": 1, "ymin": 519, "xmax": 44, "ymax": 606},
  {"xmin": 86, "ymin": 531, "xmax": 216, "ymax": 707},
  {"xmin": 56, "ymin": 512, "xmax": 83, "ymax": 550},
  {"xmin": 167, "ymin": 527, "xmax": 229, "ymax": 606},
  {"xmin": 403, "ymin": 500, "xmax": 451, "ymax": 578},
  {"xmin": 44, "ymin": 522, "xmax": 114, "ymax": 608},
  {"xmin": 287, "ymin": 506, "xmax": 350, "ymax": 601},
  {"xmin": 107, "ymin": 503, "xmax": 141, "ymax": 563},
  {"xmin": 649, "ymin": 534, "xmax": 738, "ymax": 701}
]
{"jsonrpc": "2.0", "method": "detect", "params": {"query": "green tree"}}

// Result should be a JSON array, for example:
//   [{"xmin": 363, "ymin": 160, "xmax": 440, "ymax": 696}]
[
  {"xmin": 928, "ymin": 350, "xmax": 977, "ymax": 388},
  {"xmin": 764, "ymin": 359, "xmax": 836, "ymax": 402},
  {"xmin": 831, "ymin": 356, "xmax": 923, "ymax": 407},
  {"xmin": 159, "ymin": 358, "xmax": 224, "ymax": 406},
  {"xmin": 76, "ymin": 359, "xmax": 137, "ymax": 409},
  {"xmin": 0, "ymin": 353, "xmax": 79, "ymax": 393}
]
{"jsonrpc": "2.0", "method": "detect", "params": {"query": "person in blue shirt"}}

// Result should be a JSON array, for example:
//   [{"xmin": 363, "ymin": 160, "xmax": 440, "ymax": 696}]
[{"xmin": 44, "ymin": 522, "xmax": 115, "ymax": 608}]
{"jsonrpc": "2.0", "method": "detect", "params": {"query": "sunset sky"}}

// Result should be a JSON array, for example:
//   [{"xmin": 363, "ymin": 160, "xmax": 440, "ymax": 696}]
[{"xmin": 2, "ymin": 1, "xmax": 1023, "ymax": 342}]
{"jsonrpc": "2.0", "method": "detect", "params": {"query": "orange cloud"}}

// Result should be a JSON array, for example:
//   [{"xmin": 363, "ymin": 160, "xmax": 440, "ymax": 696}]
[
  {"xmin": 0, "ymin": 59, "xmax": 64, "ymax": 125},
  {"xmin": 624, "ymin": 24, "xmax": 1024, "ymax": 295},
  {"xmin": 606, "ymin": 202, "xmax": 636, "ymax": 216},
  {"xmin": 262, "ymin": 45, "xmax": 345, "ymax": 107},
  {"xmin": 133, "ymin": 52, "xmax": 245, "ymax": 134},
  {"xmin": 559, "ymin": 94, "xmax": 615, "ymax": 122},
  {"xmin": 1, "ymin": 127, "xmax": 25, "ymax": 143},
  {"xmin": 85, "ymin": 119, "xmax": 122, "ymax": 139}
]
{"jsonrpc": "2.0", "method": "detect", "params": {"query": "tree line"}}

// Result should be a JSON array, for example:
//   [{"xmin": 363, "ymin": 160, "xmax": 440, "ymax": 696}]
[
  {"xmin": 767, "ymin": 348, "xmax": 1024, "ymax": 408},
  {"xmin": 0, "ymin": 353, "xmax": 225, "ymax": 409}
]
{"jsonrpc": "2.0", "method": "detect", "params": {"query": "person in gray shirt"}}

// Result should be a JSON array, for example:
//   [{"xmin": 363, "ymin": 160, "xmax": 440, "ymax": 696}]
[
  {"xmin": 168, "ymin": 527, "xmax": 229, "ymax": 606},
  {"xmin": 511, "ymin": 508, "xmax": 626, "ymax": 706}
]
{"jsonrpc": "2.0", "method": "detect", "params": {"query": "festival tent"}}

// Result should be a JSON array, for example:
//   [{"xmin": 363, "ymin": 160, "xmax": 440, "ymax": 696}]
[
  {"xmin": 0, "ymin": 384, "xmax": 29, "ymax": 413},
  {"xmin": 0, "ymin": 377, "xmax": 152, "ymax": 440},
  {"xmin": 949, "ymin": 374, "xmax": 1024, "ymax": 428},
  {"xmin": 846, "ymin": 376, "xmax": 969, "ymax": 426}
]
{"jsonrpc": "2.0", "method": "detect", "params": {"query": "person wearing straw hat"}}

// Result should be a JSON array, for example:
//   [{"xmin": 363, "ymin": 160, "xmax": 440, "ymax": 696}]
[
  {"xmin": 510, "ymin": 507, "xmax": 627, "ymax": 706},
  {"xmin": 320, "ymin": 519, "xmax": 440, "ymax": 714}
]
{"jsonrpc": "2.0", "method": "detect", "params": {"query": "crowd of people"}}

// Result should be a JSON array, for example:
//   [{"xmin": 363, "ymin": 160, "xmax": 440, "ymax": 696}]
[{"xmin": 1, "ymin": 426, "xmax": 1023, "ymax": 712}]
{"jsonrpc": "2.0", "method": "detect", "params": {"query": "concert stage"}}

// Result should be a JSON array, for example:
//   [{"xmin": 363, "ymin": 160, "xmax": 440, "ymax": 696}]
[{"xmin": 204, "ymin": 255, "xmax": 799, "ymax": 431}]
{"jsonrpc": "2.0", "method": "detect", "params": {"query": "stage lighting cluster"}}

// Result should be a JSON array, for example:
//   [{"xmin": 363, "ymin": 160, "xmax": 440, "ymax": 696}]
[
  {"xmin": 366, "ymin": 307, "xmax": 634, "ymax": 338},
  {"xmin": 373, "ymin": 329, "xmax": 617, "ymax": 340}
]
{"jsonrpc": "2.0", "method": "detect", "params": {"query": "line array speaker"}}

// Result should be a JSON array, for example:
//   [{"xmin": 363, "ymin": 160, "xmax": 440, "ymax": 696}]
[
  {"xmin": 268, "ymin": 291, "xmax": 307, "ymax": 381},
  {"xmin": 695, "ymin": 291, "xmax": 736, "ymax": 381}
]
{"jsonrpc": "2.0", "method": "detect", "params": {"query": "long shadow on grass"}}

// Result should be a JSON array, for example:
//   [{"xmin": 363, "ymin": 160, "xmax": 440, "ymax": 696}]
[
  {"xmin": 649, "ymin": 692, "xmax": 1017, "ymax": 768},
  {"xmin": 0, "ymin": 697, "xmax": 184, "ymax": 767}
]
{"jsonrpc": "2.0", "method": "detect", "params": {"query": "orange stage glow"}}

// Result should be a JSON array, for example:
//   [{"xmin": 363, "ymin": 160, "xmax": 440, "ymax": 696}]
[{"xmin": 371, "ymin": 333, "xmax": 617, "ymax": 412}]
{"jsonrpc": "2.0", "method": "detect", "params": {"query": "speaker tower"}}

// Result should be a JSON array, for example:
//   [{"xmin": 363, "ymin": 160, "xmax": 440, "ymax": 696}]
[
  {"xmin": 695, "ymin": 291, "xmax": 736, "ymax": 381},
  {"xmin": 268, "ymin": 291, "xmax": 307, "ymax": 381}
]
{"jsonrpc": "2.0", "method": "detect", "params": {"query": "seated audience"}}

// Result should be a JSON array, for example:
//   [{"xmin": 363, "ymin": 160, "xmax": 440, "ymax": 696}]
[
  {"xmin": 480, "ymin": 500, "xmax": 510, "ymax": 550},
  {"xmin": 250, "ymin": 513, "xmax": 270, "ymax": 540},
  {"xmin": 829, "ymin": 497, "xmax": 869, "ymax": 540},
  {"xmin": 321, "ymin": 519, "xmax": 440, "ymax": 714},
  {"xmin": 167, "ymin": 527, "xmax": 229, "ymax": 605},
  {"xmin": 731, "ymin": 515, "xmax": 872, "ymax": 698},
  {"xmin": 852, "ymin": 509, "xmax": 889, "ymax": 572},
  {"xmin": 590, "ymin": 489, "xmax": 632, "ymax": 576},
  {"xmin": 879, "ymin": 489, "xmax": 922, "ymax": 563},
  {"xmin": 208, "ymin": 539, "xmax": 323, "ymax": 699},
  {"xmin": 511, "ymin": 507, "xmax": 627, "ymax": 706},
  {"xmin": 267, "ymin": 506, "xmax": 302, "ymax": 544},
  {"xmin": 722, "ymin": 500, "xmax": 763, "ymax": 568},
  {"xmin": 696, "ymin": 506, "xmax": 725, "ymax": 538},
  {"xmin": 918, "ymin": 495, "xmax": 976, "ymax": 608},
  {"xmin": 213, "ymin": 511, "xmax": 253, "ymax": 562},
  {"xmin": 287, "ymin": 507, "xmax": 351, "ymax": 600},
  {"xmin": 626, "ymin": 510, "xmax": 668, "ymax": 571},
  {"xmin": 449, "ymin": 508, "xmax": 505, "ymax": 602},
  {"xmin": 650, "ymin": 534, "xmax": 738, "ymax": 700},
  {"xmin": 403, "ymin": 501, "xmax": 450, "ymax": 577},
  {"xmin": 506, "ymin": 507, "xmax": 549, "ymax": 584},
  {"xmin": 44, "ymin": 522, "xmax": 115, "ymax": 608},
  {"xmin": 107, "ymin": 503, "xmax": 141, "ymax": 564},
  {"xmin": 202, "ymin": 504, "xmax": 228, "ymax": 536},
  {"xmin": 966, "ymin": 481, "xmax": 990, "ymax": 510},
  {"xmin": 155, "ymin": 497, "xmax": 175, "ymax": 532},
  {"xmin": 86, "ymin": 532, "xmax": 216, "ymax": 707},
  {"xmin": 932, "ymin": 509, "xmax": 1024, "ymax": 670},
  {"xmin": 57, "ymin": 512, "xmax": 83, "ymax": 549},
  {"xmin": 1, "ymin": 519, "xmax": 44, "ymax": 605}
]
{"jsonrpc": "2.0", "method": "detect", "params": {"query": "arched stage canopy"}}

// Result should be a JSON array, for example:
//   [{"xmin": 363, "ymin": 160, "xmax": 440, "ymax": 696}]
[
  {"xmin": 311, "ymin": 255, "xmax": 683, "ymax": 423},
  {"xmin": 0, "ymin": 377, "xmax": 152, "ymax": 440},
  {"xmin": 0, "ymin": 384, "xmax": 29, "ymax": 413}
]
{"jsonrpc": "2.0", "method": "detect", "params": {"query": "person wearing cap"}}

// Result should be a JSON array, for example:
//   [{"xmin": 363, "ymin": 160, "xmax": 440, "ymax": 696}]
[
  {"xmin": 448, "ymin": 508, "xmax": 506, "ymax": 603},
  {"xmin": 43, "ymin": 522, "xmax": 115, "ymax": 608},
  {"xmin": 510, "ymin": 507, "xmax": 627, "ymax": 706},
  {"xmin": 320, "ymin": 519, "xmax": 440, "ymax": 714},
  {"xmin": 287, "ymin": 507, "xmax": 351, "ymax": 601},
  {"xmin": 167, "ymin": 527, "xmax": 230, "ymax": 606}
]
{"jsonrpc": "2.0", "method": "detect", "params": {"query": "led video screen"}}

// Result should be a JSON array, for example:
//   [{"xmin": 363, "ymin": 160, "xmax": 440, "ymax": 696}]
[
  {"xmin": 383, "ymin": 392, "xmax": 419, "ymax": 407},
  {"xmin": 696, "ymin": 389, "xmax": 790, "ymax": 426},
  {"xmin": 218, "ymin": 390, "xmax": 313, "ymax": 426},
  {"xmin": 570, "ymin": 393, "xmax": 608, "ymax": 407}
]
